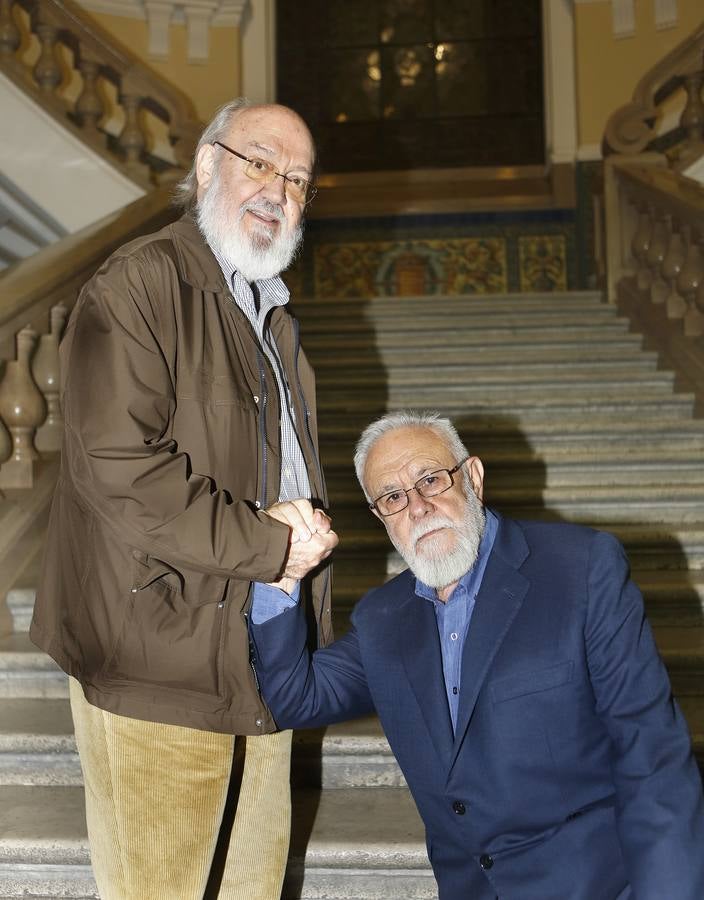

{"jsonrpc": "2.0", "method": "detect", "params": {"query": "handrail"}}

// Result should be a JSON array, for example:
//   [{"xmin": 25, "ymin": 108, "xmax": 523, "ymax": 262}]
[
  {"xmin": 0, "ymin": 0, "xmax": 202, "ymax": 185},
  {"xmin": 604, "ymin": 21, "xmax": 704, "ymax": 158}
]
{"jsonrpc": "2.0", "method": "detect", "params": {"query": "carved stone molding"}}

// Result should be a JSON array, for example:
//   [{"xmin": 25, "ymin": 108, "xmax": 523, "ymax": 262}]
[{"xmin": 76, "ymin": 1, "xmax": 250, "ymax": 62}]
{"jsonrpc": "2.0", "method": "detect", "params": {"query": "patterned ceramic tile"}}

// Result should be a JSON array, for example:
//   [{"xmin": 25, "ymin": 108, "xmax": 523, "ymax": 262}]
[
  {"xmin": 313, "ymin": 237, "xmax": 507, "ymax": 298},
  {"xmin": 518, "ymin": 234, "xmax": 568, "ymax": 293}
]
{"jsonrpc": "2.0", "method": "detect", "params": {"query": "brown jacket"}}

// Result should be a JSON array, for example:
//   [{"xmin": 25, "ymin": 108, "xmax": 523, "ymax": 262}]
[{"xmin": 30, "ymin": 215, "xmax": 332, "ymax": 734}]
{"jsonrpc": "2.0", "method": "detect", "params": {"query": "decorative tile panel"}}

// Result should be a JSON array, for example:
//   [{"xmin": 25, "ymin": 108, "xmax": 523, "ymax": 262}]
[
  {"xmin": 313, "ymin": 237, "xmax": 508, "ymax": 298},
  {"xmin": 518, "ymin": 235, "xmax": 568, "ymax": 292}
]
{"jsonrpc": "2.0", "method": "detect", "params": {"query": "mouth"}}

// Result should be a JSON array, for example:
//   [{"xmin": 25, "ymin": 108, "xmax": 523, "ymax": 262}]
[
  {"xmin": 415, "ymin": 527, "xmax": 447, "ymax": 549},
  {"xmin": 246, "ymin": 209, "xmax": 280, "ymax": 230}
]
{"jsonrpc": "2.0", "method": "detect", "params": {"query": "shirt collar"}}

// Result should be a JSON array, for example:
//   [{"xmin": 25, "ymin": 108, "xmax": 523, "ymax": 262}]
[{"xmin": 414, "ymin": 507, "xmax": 499, "ymax": 604}]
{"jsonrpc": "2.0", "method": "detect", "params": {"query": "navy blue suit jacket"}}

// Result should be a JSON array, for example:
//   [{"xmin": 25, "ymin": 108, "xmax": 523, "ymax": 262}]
[{"xmin": 251, "ymin": 514, "xmax": 704, "ymax": 899}]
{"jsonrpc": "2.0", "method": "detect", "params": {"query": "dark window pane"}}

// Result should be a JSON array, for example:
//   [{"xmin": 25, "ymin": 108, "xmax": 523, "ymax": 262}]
[
  {"xmin": 381, "ymin": 44, "xmax": 435, "ymax": 119},
  {"xmin": 379, "ymin": 0, "xmax": 433, "ymax": 44},
  {"xmin": 276, "ymin": 0, "xmax": 544, "ymax": 171},
  {"xmin": 323, "ymin": 49, "xmax": 381, "ymax": 122},
  {"xmin": 435, "ymin": 42, "xmax": 488, "ymax": 117},
  {"xmin": 325, "ymin": 0, "xmax": 380, "ymax": 47}
]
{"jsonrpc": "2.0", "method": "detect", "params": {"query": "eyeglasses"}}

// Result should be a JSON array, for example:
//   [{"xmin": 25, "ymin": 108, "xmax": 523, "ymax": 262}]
[
  {"xmin": 212, "ymin": 141, "xmax": 317, "ymax": 205},
  {"xmin": 370, "ymin": 458, "xmax": 469, "ymax": 517}
]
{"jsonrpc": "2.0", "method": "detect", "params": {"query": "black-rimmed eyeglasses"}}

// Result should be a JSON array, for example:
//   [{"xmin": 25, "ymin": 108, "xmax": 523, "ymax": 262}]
[
  {"xmin": 212, "ymin": 141, "xmax": 317, "ymax": 205},
  {"xmin": 370, "ymin": 457, "xmax": 469, "ymax": 517}
]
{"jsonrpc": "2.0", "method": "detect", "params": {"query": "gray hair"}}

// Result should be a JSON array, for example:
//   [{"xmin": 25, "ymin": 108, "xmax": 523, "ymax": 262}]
[
  {"xmin": 172, "ymin": 98, "xmax": 253, "ymax": 211},
  {"xmin": 354, "ymin": 411, "xmax": 470, "ymax": 500}
]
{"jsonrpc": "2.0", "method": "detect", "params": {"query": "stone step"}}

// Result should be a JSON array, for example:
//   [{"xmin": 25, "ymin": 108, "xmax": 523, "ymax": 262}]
[
  {"xmin": 299, "ymin": 312, "xmax": 632, "ymax": 337},
  {"xmin": 316, "ymin": 392, "xmax": 696, "ymax": 419},
  {"xmin": 303, "ymin": 329, "xmax": 641, "ymax": 354},
  {"xmin": 0, "ymin": 699, "xmax": 405, "ymax": 791},
  {"xmin": 0, "ymin": 785, "xmax": 433, "ymax": 900},
  {"xmin": 295, "ymin": 290, "xmax": 604, "ymax": 314},
  {"xmin": 318, "ymin": 416, "xmax": 704, "ymax": 443},
  {"xmin": 321, "ymin": 436, "xmax": 704, "ymax": 466},
  {"xmin": 0, "ymin": 635, "xmax": 67, "ymax": 699},
  {"xmin": 329, "ymin": 523, "xmax": 704, "ymax": 572},
  {"xmin": 307, "ymin": 346, "xmax": 657, "ymax": 369},
  {"xmin": 326, "ymin": 460, "xmax": 704, "ymax": 491},
  {"xmin": 315, "ymin": 364, "xmax": 670, "ymax": 390}
]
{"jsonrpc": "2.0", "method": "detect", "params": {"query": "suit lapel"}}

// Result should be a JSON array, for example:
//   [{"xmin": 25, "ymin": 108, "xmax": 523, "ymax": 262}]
[
  {"xmin": 449, "ymin": 517, "xmax": 530, "ymax": 770},
  {"xmin": 399, "ymin": 593, "xmax": 455, "ymax": 767}
]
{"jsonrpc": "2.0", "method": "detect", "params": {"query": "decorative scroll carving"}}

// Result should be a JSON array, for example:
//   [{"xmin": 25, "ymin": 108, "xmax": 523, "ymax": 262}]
[
  {"xmin": 0, "ymin": 0, "xmax": 202, "ymax": 187},
  {"xmin": 604, "ymin": 22, "xmax": 704, "ymax": 156}
]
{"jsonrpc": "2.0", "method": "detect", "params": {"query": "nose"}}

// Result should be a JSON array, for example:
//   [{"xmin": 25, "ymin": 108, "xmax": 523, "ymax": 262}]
[
  {"xmin": 260, "ymin": 172, "xmax": 287, "ymax": 206},
  {"xmin": 406, "ymin": 487, "xmax": 434, "ymax": 518}
]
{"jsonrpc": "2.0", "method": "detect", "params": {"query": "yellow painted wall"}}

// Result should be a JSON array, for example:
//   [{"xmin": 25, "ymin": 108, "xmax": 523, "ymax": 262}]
[
  {"xmin": 86, "ymin": 12, "xmax": 241, "ymax": 124},
  {"xmin": 575, "ymin": 1, "xmax": 703, "ymax": 147}
]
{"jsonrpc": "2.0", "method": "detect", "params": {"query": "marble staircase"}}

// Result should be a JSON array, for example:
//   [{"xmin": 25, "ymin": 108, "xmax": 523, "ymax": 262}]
[{"xmin": 0, "ymin": 289, "xmax": 703, "ymax": 898}]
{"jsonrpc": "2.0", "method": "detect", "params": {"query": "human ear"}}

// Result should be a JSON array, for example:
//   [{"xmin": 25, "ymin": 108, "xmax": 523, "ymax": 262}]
[
  {"xmin": 466, "ymin": 457, "xmax": 485, "ymax": 502},
  {"xmin": 195, "ymin": 143, "xmax": 216, "ymax": 193}
]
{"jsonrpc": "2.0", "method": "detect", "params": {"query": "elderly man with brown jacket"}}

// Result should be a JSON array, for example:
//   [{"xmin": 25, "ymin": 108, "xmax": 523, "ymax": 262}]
[{"xmin": 31, "ymin": 99, "xmax": 337, "ymax": 899}]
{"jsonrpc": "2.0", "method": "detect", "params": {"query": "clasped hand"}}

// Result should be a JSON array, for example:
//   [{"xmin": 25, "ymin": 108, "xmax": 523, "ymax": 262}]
[{"xmin": 263, "ymin": 499, "xmax": 338, "ymax": 593}]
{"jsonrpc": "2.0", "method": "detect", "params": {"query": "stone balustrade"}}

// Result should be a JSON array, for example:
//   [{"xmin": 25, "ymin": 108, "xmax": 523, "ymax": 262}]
[
  {"xmin": 0, "ymin": 185, "xmax": 176, "ymax": 491},
  {"xmin": 605, "ymin": 158, "xmax": 704, "ymax": 339},
  {"xmin": 0, "ymin": 0, "xmax": 202, "ymax": 187}
]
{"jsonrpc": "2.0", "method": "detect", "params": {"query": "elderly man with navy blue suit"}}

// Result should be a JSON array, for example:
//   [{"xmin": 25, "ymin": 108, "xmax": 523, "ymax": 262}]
[{"xmin": 249, "ymin": 411, "xmax": 704, "ymax": 899}]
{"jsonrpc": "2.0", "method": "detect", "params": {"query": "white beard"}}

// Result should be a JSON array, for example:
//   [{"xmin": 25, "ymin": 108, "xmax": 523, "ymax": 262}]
[
  {"xmin": 389, "ymin": 488, "xmax": 486, "ymax": 590},
  {"xmin": 197, "ymin": 165, "xmax": 303, "ymax": 282}
]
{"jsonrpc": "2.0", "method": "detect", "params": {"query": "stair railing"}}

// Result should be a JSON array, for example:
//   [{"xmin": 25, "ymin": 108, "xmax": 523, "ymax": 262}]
[
  {"xmin": 0, "ymin": 185, "xmax": 177, "ymax": 490},
  {"xmin": 0, "ymin": 0, "xmax": 202, "ymax": 188}
]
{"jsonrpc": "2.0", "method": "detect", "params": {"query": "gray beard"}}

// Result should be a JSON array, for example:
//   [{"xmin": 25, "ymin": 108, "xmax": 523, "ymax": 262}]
[
  {"xmin": 197, "ymin": 167, "xmax": 303, "ymax": 282},
  {"xmin": 389, "ymin": 489, "xmax": 486, "ymax": 590}
]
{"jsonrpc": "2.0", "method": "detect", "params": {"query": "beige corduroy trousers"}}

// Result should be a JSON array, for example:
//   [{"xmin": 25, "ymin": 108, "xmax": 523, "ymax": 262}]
[{"xmin": 69, "ymin": 678, "xmax": 292, "ymax": 900}]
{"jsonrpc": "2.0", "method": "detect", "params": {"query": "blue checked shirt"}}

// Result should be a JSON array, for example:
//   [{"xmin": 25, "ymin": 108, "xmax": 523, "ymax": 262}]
[
  {"xmin": 212, "ymin": 248, "xmax": 311, "ymax": 502},
  {"xmin": 251, "ymin": 508, "xmax": 499, "ymax": 732}
]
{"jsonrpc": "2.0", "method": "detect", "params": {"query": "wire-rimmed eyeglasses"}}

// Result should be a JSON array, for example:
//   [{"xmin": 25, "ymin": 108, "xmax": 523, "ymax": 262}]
[
  {"xmin": 370, "ymin": 457, "xmax": 469, "ymax": 517},
  {"xmin": 212, "ymin": 141, "xmax": 317, "ymax": 205}
]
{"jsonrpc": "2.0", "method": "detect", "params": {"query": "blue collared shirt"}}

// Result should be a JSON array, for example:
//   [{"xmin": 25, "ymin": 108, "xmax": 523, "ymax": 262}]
[
  {"xmin": 250, "ymin": 508, "xmax": 499, "ymax": 732},
  {"xmin": 414, "ymin": 508, "xmax": 498, "ymax": 731}
]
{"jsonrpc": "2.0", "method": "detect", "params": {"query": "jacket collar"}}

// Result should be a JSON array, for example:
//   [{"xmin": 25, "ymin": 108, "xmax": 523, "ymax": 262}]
[{"xmin": 169, "ymin": 214, "xmax": 230, "ymax": 293}]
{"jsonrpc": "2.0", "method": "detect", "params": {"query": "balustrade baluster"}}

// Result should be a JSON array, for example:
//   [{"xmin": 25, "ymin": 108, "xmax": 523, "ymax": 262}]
[
  {"xmin": 0, "ymin": 327, "xmax": 47, "ymax": 489},
  {"xmin": 0, "ymin": 0, "xmax": 20, "ymax": 55},
  {"xmin": 76, "ymin": 57, "xmax": 104, "ymax": 130},
  {"xmin": 631, "ymin": 205, "xmax": 653, "ymax": 291},
  {"xmin": 662, "ymin": 221, "xmax": 687, "ymax": 317},
  {"xmin": 647, "ymin": 214, "xmax": 669, "ymax": 304},
  {"xmin": 33, "ymin": 22, "xmax": 62, "ymax": 94},
  {"xmin": 33, "ymin": 304, "xmax": 67, "ymax": 453},
  {"xmin": 676, "ymin": 227, "xmax": 704, "ymax": 337},
  {"xmin": 118, "ymin": 92, "xmax": 146, "ymax": 167},
  {"xmin": 680, "ymin": 70, "xmax": 704, "ymax": 147}
]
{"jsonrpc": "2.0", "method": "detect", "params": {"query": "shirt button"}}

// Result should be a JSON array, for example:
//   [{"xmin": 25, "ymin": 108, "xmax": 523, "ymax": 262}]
[
  {"xmin": 452, "ymin": 800, "xmax": 465, "ymax": 815},
  {"xmin": 255, "ymin": 718, "xmax": 263, "ymax": 727},
  {"xmin": 450, "ymin": 632, "xmax": 458, "ymax": 641},
  {"xmin": 253, "ymin": 395, "xmax": 259, "ymax": 403},
  {"xmin": 480, "ymin": 854, "xmax": 493, "ymax": 870}
]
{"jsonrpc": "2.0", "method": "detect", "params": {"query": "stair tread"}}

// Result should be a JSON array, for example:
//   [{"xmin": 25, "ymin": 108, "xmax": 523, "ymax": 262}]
[{"xmin": 0, "ymin": 784, "xmax": 428, "ymax": 866}]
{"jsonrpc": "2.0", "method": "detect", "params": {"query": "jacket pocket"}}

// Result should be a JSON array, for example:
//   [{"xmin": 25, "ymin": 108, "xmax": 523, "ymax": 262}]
[
  {"xmin": 101, "ymin": 555, "xmax": 228, "ymax": 697},
  {"xmin": 490, "ymin": 660, "xmax": 574, "ymax": 704}
]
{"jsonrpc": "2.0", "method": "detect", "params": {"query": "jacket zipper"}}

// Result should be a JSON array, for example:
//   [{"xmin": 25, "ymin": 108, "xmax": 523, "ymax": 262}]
[{"xmin": 255, "ymin": 346, "xmax": 269, "ymax": 508}]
